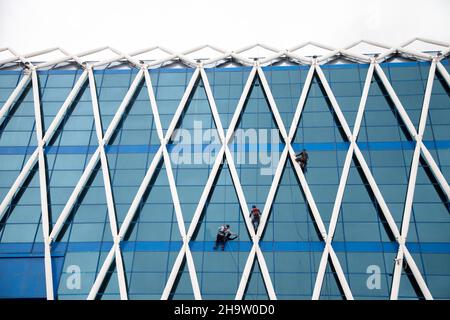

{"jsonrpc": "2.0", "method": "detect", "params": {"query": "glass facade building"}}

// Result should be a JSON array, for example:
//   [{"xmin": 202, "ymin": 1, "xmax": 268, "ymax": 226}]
[{"xmin": 0, "ymin": 44, "xmax": 449, "ymax": 300}]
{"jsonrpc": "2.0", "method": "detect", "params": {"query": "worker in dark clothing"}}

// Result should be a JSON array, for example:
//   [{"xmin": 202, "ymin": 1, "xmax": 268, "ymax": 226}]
[
  {"xmin": 249, "ymin": 205, "xmax": 261, "ymax": 231},
  {"xmin": 213, "ymin": 224, "xmax": 238, "ymax": 251},
  {"xmin": 295, "ymin": 149, "xmax": 309, "ymax": 172}
]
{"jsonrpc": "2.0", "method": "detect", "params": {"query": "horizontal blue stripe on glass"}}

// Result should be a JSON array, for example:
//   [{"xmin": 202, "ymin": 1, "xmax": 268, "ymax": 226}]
[
  {"xmin": 2, "ymin": 241, "xmax": 450, "ymax": 256},
  {"xmin": 1, "ymin": 140, "xmax": 449, "ymax": 155}
]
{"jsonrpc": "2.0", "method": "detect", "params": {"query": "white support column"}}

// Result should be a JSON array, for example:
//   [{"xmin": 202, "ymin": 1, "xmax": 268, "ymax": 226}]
[
  {"xmin": 31, "ymin": 67, "xmax": 54, "ymax": 300},
  {"xmin": 391, "ymin": 60, "xmax": 437, "ymax": 300},
  {"xmin": 88, "ymin": 66, "xmax": 127, "ymax": 299}
]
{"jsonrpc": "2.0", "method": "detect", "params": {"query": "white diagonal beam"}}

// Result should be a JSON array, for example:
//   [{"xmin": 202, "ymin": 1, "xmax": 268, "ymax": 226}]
[
  {"xmin": 313, "ymin": 62, "xmax": 375, "ymax": 299},
  {"xmin": 50, "ymin": 69, "xmax": 145, "ymax": 241},
  {"xmin": 0, "ymin": 73, "xmax": 31, "ymax": 127},
  {"xmin": 31, "ymin": 67, "xmax": 54, "ymax": 300},
  {"xmin": 374, "ymin": 63, "xmax": 450, "ymax": 199},
  {"xmin": 91, "ymin": 68, "xmax": 200, "ymax": 300},
  {"xmin": 436, "ymin": 61, "xmax": 450, "ymax": 87},
  {"xmin": 0, "ymin": 71, "xmax": 88, "ymax": 222},
  {"xmin": 87, "ymin": 66, "xmax": 127, "ymax": 299},
  {"xmin": 391, "ymin": 60, "xmax": 437, "ymax": 300}
]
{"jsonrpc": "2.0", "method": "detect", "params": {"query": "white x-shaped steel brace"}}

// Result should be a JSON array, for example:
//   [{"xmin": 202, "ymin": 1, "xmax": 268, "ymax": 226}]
[{"xmin": 0, "ymin": 39, "xmax": 449, "ymax": 300}]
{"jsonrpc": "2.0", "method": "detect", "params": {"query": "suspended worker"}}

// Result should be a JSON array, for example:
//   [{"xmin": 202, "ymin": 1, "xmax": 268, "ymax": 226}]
[
  {"xmin": 213, "ymin": 224, "xmax": 238, "ymax": 251},
  {"xmin": 295, "ymin": 149, "xmax": 309, "ymax": 172},
  {"xmin": 249, "ymin": 205, "xmax": 261, "ymax": 231}
]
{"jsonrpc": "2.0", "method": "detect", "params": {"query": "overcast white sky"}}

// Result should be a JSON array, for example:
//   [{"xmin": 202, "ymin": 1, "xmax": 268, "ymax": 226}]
[{"xmin": 0, "ymin": 0, "xmax": 449, "ymax": 56}]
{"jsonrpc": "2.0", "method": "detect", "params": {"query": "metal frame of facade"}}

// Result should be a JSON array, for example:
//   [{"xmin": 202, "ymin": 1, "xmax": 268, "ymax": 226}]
[{"xmin": 0, "ymin": 38, "xmax": 449, "ymax": 300}]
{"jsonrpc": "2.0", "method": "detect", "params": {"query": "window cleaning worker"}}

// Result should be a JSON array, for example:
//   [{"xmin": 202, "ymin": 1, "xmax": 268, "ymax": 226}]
[
  {"xmin": 213, "ymin": 224, "xmax": 238, "ymax": 251},
  {"xmin": 249, "ymin": 205, "xmax": 261, "ymax": 231},
  {"xmin": 295, "ymin": 149, "xmax": 309, "ymax": 172}
]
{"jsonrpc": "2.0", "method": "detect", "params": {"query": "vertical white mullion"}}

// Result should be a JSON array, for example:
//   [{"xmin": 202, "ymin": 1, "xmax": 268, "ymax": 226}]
[
  {"xmin": 88, "ymin": 66, "xmax": 127, "ymax": 299},
  {"xmin": 31, "ymin": 68, "xmax": 54, "ymax": 300},
  {"xmin": 0, "ymin": 73, "xmax": 31, "ymax": 126}
]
